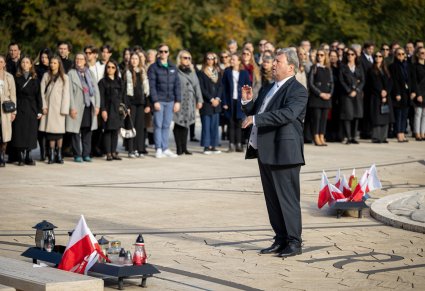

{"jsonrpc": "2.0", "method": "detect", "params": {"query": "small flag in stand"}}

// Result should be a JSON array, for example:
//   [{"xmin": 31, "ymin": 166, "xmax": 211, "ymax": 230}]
[
  {"xmin": 58, "ymin": 215, "xmax": 109, "ymax": 274},
  {"xmin": 365, "ymin": 164, "xmax": 382, "ymax": 193},
  {"xmin": 348, "ymin": 168, "xmax": 356, "ymax": 189},
  {"xmin": 334, "ymin": 169, "xmax": 352, "ymax": 197},
  {"xmin": 318, "ymin": 171, "xmax": 330, "ymax": 209}
]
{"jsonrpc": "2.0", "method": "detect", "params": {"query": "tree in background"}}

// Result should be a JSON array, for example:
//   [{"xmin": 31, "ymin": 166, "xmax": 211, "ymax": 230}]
[{"xmin": 1, "ymin": 0, "xmax": 424, "ymax": 63}]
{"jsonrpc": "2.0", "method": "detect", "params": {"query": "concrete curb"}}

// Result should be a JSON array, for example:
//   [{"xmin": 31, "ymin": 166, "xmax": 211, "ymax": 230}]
[{"xmin": 370, "ymin": 190, "xmax": 425, "ymax": 233}]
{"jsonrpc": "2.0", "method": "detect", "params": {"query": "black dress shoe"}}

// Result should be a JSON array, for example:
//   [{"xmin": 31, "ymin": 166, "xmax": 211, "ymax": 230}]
[
  {"xmin": 260, "ymin": 242, "xmax": 286, "ymax": 254},
  {"xmin": 183, "ymin": 150, "xmax": 192, "ymax": 155},
  {"xmin": 350, "ymin": 139, "xmax": 359, "ymax": 144},
  {"xmin": 276, "ymin": 243, "xmax": 302, "ymax": 258},
  {"xmin": 190, "ymin": 138, "xmax": 199, "ymax": 142}
]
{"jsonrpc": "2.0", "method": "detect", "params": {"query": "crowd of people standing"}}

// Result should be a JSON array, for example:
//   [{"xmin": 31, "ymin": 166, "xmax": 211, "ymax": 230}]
[{"xmin": 0, "ymin": 37, "xmax": 424, "ymax": 167}]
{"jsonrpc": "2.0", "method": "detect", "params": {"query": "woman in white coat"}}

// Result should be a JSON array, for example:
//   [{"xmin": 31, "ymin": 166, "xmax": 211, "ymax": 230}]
[
  {"xmin": 39, "ymin": 56, "xmax": 70, "ymax": 164},
  {"xmin": 65, "ymin": 53, "xmax": 100, "ymax": 162},
  {"xmin": 0, "ymin": 55, "xmax": 17, "ymax": 167}
]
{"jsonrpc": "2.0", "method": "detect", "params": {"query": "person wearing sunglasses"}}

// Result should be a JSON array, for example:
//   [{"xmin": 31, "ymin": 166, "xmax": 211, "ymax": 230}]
[
  {"xmin": 173, "ymin": 50, "xmax": 203, "ymax": 155},
  {"xmin": 369, "ymin": 52, "xmax": 394, "ymax": 144},
  {"xmin": 389, "ymin": 48, "xmax": 415, "ymax": 142},
  {"xmin": 412, "ymin": 47, "xmax": 425, "ymax": 141},
  {"xmin": 339, "ymin": 49, "xmax": 365, "ymax": 144},
  {"xmin": 148, "ymin": 43, "xmax": 181, "ymax": 158},
  {"xmin": 98, "ymin": 59, "xmax": 128, "ymax": 161},
  {"xmin": 308, "ymin": 49, "xmax": 333, "ymax": 146},
  {"xmin": 219, "ymin": 50, "xmax": 231, "ymax": 71}
]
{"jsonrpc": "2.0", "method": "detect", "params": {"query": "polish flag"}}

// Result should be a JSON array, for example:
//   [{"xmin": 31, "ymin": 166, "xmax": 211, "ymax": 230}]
[
  {"xmin": 349, "ymin": 169, "xmax": 369, "ymax": 202},
  {"xmin": 318, "ymin": 171, "xmax": 330, "ymax": 209},
  {"xmin": 334, "ymin": 169, "xmax": 351, "ymax": 197},
  {"xmin": 328, "ymin": 183, "xmax": 346, "ymax": 205},
  {"xmin": 364, "ymin": 164, "xmax": 382, "ymax": 193},
  {"xmin": 58, "ymin": 215, "xmax": 108, "ymax": 274}
]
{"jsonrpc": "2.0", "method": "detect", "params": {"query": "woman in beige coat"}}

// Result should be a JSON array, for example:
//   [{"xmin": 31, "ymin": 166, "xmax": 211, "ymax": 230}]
[
  {"xmin": 65, "ymin": 53, "xmax": 100, "ymax": 162},
  {"xmin": 39, "ymin": 56, "xmax": 70, "ymax": 164},
  {"xmin": 0, "ymin": 55, "xmax": 17, "ymax": 167}
]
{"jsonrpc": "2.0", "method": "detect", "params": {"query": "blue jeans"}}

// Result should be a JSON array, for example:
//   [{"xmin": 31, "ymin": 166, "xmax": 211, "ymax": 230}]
[
  {"xmin": 153, "ymin": 101, "xmax": 174, "ymax": 150},
  {"xmin": 201, "ymin": 114, "xmax": 219, "ymax": 147}
]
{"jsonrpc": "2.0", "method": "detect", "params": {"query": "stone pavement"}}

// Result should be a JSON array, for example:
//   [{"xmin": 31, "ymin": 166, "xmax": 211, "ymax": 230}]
[{"xmin": 0, "ymin": 136, "xmax": 424, "ymax": 290}]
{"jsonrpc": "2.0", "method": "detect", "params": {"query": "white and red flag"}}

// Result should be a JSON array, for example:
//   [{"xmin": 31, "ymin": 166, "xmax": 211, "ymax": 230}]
[
  {"xmin": 318, "ymin": 171, "xmax": 347, "ymax": 208},
  {"xmin": 348, "ymin": 168, "xmax": 356, "ymax": 188},
  {"xmin": 335, "ymin": 169, "xmax": 352, "ymax": 197},
  {"xmin": 58, "ymin": 215, "xmax": 108, "ymax": 274},
  {"xmin": 364, "ymin": 164, "xmax": 382, "ymax": 193}
]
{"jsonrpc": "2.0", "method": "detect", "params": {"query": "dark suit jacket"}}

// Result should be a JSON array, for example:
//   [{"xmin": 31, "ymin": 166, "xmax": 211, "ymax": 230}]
[
  {"xmin": 242, "ymin": 76, "xmax": 308, "ymax": 166},
  {"xmin": 222, "ymin": 68, "xmax": 251, "ymax": 120}
]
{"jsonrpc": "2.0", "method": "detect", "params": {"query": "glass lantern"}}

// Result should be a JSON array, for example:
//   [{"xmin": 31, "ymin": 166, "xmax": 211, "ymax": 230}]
[
  {"xmin": 133, "ymin": 234, "xmax": 147, "ymax": 265},
  {"xmin": 33, "ymin": 220, "xmax": 57, "ymax": 252}
]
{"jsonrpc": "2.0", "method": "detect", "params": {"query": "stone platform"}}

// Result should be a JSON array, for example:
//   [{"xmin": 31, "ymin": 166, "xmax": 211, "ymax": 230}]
[{"xmin": 0, "ymin": 135, "xmax": 424, "ymax": 290}]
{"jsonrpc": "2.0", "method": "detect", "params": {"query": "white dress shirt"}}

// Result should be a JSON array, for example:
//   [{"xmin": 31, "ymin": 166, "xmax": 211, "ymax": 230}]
[{"xmin": 246, "ymin": 75, "xmax": 293, "ymax": 149}]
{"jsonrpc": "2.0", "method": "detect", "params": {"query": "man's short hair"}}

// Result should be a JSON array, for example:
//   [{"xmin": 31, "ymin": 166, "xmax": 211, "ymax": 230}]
[
  {"xmin": 101, "ymin": 45, "xmax": 113, "ymax": 53},
  {"xmin": 8, "ymin": 42, "xmax": 20, "ymax": 49},
  {"xmin": 57, "ymin": 41, "xmax": 72, "ymax": 51},
  {"xmin": 276, "ymin": 48, "xmax": 299, "ymax": 74},
  {"xmin": 227, "ymin": 39, "xmax": 237, "ymax": 46}
]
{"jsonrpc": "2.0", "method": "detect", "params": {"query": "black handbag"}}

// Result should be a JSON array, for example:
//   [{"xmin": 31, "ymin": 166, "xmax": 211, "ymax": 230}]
[
  {"xmin": 2, "ymin": 101, "xmax": 16, "ymax": 113},
  {"xmin": 380, "ymin": 104, "xmax": 390, "ymax": 114}
]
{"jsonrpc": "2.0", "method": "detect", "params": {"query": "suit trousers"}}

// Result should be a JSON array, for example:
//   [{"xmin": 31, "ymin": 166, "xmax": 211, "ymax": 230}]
[
  {"xmin": 103, "ymin": 129, "xmax": 118, "ymax": 154},
  {"xmin": 71, "ymin": 127, "xmax": 92, "ymax": 157},
  {"xmin": 258, "ymin": 160, "xmax": 302, "ymax": 244}
]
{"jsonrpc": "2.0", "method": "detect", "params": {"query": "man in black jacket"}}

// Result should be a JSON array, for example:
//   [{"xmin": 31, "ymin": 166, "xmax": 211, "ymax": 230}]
[{"xmin": 242, "ymin": 48, "xmax": 308, "ymax": 258}]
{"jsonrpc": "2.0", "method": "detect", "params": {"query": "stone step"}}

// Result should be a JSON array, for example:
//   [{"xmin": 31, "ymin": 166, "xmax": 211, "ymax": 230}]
[
  {"xmin": 0, "ymin": 284, "xmax": 15, "ymax": 291},
  {"xmin": 0, "ymin": 256, "xmax": 103, "ymax": 291}
]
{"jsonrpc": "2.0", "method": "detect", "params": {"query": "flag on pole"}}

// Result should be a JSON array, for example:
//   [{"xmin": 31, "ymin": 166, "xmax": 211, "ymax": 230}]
[
  {"xmin": 318, "ymin": 171, "xmax": 330, "ymax": 209},
  {"xmin": 365, "ymin": 164, "xmax": 382, "ymax": 193},
  {"xmin": 58, "ymin": 215, "xmax": 108, "ymax": 274}
]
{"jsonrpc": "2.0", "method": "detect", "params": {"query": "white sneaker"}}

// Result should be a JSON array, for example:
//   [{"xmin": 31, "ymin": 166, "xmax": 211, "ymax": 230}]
[
  {"xmin": 128, "ymin": 152, "xmax": 136, "ymax": 158},
  {"xmin": 155, "ymin": 149, "xmax": 165, "ymax": 158},
  {"xmin": 134, "ymin": 150, "xmax": 140, "ymax": 157},
  {"xmin": 163, "ymin": 149, "xmax": 178, "ymax": 158},
  {"xmin": 211, "ymin": 148, "xmax": 221, "ymax": 154}
]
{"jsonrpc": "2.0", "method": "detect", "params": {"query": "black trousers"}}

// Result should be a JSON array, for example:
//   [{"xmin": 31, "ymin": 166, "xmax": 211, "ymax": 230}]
[
  {"xmin": 103, "ymin": 129, "xmax": 118, "ymax": 154},
  {"xmin": 258, "ymin": 159, "xmax": 302, "ymax": 244},
  {"xmin": 128, "ymin": 104, "xmax": 146, "ymax": 153},
  {"xmin": 343, "ymin": 119, "xmax": 359, "ymax": 140},
  {"xmin": 173, "ymin": 124, "xmax": 188, "ymax": 155},
  {"xmin": 71, "ymin": 127, "xmax": 92, "ymax": 157},
  {"xmin": 228, "ymin": 100, "xmax": 242, "ymax": 144},
  {"xmin": 311, "ymin": 108, "xmax": 328, "ymax": 135}
]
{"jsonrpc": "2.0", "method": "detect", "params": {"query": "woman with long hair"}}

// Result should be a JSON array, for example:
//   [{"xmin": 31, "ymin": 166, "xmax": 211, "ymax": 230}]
[
  {"xmin": 35, "ymin": 48, "xmax": 52, "ymax": 161},
  {"xmin": 241, "ymin": 48, "xmax": 261, "ymax": 97},
  {"xmin": 119, "ymin": 48, "xmax": 131, "ymax": 76},
  {"xmin": 308, "ymin": 49, "xmax": 334, "ymax": 146},
  {"xmin": 125, "ymin": 52, "xmax": 150, "ymax": 158},
  {"xmin": 369, "ymin": 52, "xmax": 394, "ymax": 143},
  {"xmin": 339, "ymin": 48, "xmax": 365, "ymax": 144},
  {"xmin": 99, "ymin": 59, "xmax": 128, "ymax": 160},
  {"xmin": 327, "ymin": 49, "xmax": 343, "ymax": 142},
  {"xmin": 39, "ymin": 56, "xmax": 70, "ymax": 163},
  {"xmin": 222, "ymin": 53, "xmax": 251, "ymax": 152},
  {"xmin": 66, "ymin": 52, "xmax": 100, "ymax": 162},
  {"xmin": 389, "ymin": 48, "xmax": 415, "ymax": 142},
  {"xmin": 0, "ymin": 55, "xmax": 17, "ymax": 167},
  {"xmin": 10, "ymin": 56, "xmax": 42, "ymax": 165},
  {"xmin": 173, "ymin": 50, "xmax": 203, "ymax": 155},
  {"xmin": 197, "ymin": 52, "xmax": 223, "ymax": 154},
  {"xmin": 412, "ymin": 47, "xmax": 425, "ymax": 141}
]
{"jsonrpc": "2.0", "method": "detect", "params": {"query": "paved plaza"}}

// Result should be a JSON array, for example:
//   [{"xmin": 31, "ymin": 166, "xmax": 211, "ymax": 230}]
[{"xmin": 0, "ymin": 135, "xmax": 424, "ymax": 290}]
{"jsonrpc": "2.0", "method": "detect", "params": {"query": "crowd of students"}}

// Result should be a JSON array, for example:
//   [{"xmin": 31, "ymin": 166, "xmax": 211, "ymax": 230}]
[{"xmin": 0, "ymin": 38, "xmax": 424, "ymax": 167}]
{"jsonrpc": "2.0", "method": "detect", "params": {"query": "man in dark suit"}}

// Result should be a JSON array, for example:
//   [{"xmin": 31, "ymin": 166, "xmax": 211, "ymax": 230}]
[{"xmin": 241, "ymin": 48, "xmax": 308, "ymax": 258}]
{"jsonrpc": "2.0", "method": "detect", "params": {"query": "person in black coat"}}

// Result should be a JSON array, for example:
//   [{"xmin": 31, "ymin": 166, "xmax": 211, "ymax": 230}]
[
  {"xmin": 360, "ymin": 42, "xmax": 375, "ymax": 139},
  {"xmin": 326, "ymin": 49, "xmax": 343, "ymax": 142},
  {"xmin": 389, "ymin": 48, "xmax": 416, "ymax": 142},
  {"xmin": 10, "ymin": 56, "xmax": 42, "ymax": 165},
  {"xmin": 339, "ymin": 48, "xmax": 365, "ymax": 144},
  {"xmin": 412, "ymin": 47, "xmax": 425, "ymax": 140},
  {"xmin": 99, "ymin": 60, "xmax": 128, "ymax": 161},
  {"xmin": 369, "ymin": 52, "xmax": 394, "ymax": 143},
  {"xmin": 308, "ymin": 49, "xmax": 333, "ymax": 146},
  {"xmin": 6, "ymin": 43, "xmax": 21, "ymax": 77},
  {"xmin": 221, "ymin": 53, "xmax": 251, "ymax": 152},
  {"xmin": 197, "ymin": 53, "xmax": 223, "ymax": 154},
  {"xmin": 34, "ymin": 48, "xmax": 52, "ymax": 161}
]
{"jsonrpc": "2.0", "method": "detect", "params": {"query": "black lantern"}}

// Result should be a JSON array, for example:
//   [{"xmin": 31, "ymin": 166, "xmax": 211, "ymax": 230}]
[
  {"xmin": 98, "ymin": 236, "xmax": 109, "ymax": 262},
  {"xmin": 33, "ymin": 220, "xmax": 57, "ymax": 252}
]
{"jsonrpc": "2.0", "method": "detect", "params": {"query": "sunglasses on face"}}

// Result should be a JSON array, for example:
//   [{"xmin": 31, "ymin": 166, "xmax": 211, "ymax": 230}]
[
  {"xmin": 420, "ymin": 51, "xmax": 425, "ymax": 55},
  {"xmin": 159, "ymin": 50, "xmax": 169, "ymax": 54},
  {"xmin": 85, "ymin": 51, "xmax": 93, "ymax": 55},
  {"xmin": 375, "ymin": 55, "xmax": 383, "ymax": 58},
  {"xmin": 207, "ymin": 57, "xmax": 216, "ymax": 60},
  {"xmin": 397, "ymin": 53, "xmax": 405, "ymax": 56},
  {"xmin": 220, "ymin": 56, "xmax": 229, "ymax": 59},
  {"xmin": 338, "ymin": 48, "xmax": 344, "ymax": 51},
  {"xmin": 182, "ymin": 56, "xmax": 191, "ymax": 60}
]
